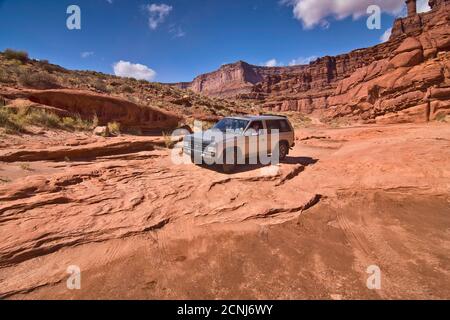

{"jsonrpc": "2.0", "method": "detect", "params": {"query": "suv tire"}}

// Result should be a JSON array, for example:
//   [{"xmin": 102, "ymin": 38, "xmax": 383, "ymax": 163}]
[
  {"xmin": 221, "ymin": 148, "xmax": 238, "ymax": 174},
  {"xmin": 274, "ymin": 142, "xmax": 289, "ymax": 162}
]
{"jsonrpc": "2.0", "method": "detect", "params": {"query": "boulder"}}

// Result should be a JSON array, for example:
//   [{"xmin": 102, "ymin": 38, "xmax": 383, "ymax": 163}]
[
  {"xmin": 27, "ymin": 89, "xmax": 181, "ymax": 131},
  {"xmin": 394, "ymin": 37, "xmax": 423, "ymax": 54},
  {"xmin": 389, "ymin": 49, "xmax": 424, "ymax": 68},
  {"xmin": 94, "ymin": 126, "xmax": 110, "ymax": 137},
  {"xmin": 376, "ymin": 104, "xmax": 429, "ymax": 124}
]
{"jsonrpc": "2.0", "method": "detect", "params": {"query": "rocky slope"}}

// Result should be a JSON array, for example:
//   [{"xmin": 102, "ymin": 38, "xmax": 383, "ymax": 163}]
[
  {"xmin": 0, "ymin": 52, "xmax": 257, "ymax": 133},
  {"xmin": 174, "ymin": 1, "xmax": 450, "ymax": 124}
]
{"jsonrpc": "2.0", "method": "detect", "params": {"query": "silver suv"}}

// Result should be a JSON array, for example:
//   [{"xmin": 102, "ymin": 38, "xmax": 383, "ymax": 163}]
[{"xmin": 183, "ymin": 115, "xmax": 295, "ymax": 173}]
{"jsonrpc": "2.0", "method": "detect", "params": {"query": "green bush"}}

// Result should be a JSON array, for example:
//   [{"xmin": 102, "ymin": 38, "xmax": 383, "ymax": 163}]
[
  {"xmin": 19, "ymin": 71, "xmax": 60, "ymax": 89},
  {"xmin": 4, "ymin": 49, "xmax": 29, "ymax": 64}
]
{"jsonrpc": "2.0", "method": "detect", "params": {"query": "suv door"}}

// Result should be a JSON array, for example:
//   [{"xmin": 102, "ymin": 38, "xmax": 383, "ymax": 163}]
[
  {"xmin": 244, "ymin": 120, "xmax": 267, "ymax": 163},
  {"xmin": 266, "ymin": 120, "xmax": 281, "ymax": 153},
  {"xmin": 278, "ymin": 119, "xmax": 294, "ymax": 147},
  {"xmin": 266, "ymin": 119, "xmax": 293, "ymax": 150}
]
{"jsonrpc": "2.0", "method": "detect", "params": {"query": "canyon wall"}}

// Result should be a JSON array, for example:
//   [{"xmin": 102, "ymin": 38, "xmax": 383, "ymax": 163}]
[{"xmin": 173, "ymin": 1, "xmax": 450, "ymax": 123}]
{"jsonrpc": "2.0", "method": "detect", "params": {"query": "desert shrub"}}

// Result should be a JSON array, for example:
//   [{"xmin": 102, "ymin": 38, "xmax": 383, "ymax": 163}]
[
  {"xmin": 25, "ymin": 110, "xmax": 61, "ymax": 128},
  {"xmin": 39, "ymin": 60, "xmax": 65, "ymax": 73},
  {"xmin": 62, "ymin": 117, "xmax": 76, "ymax": 129},
  {"xmin": 74, "ymin": 115, "xmax": 94, "ymax": 131},
  {"xmin": 119, "ymin": 84, "xmax": 134, "ymax": 93},
  {"xmin": 92, "ymin": 79, "xmax": 109, "ymax": 92},
  {"xmin": 162, "ymin": 131, "xmax": 176, "ymax": 149},
  {"xmin": 124, "ymin": 127, "xmax": 142, "ymax": 136},
  {"xmin": 92, "ymin": 114, "xmax": 99, "ymax": 128},
  {"xmin": 19, "ymin": 163, "xmax": 33, "ymax": 171},
  {"xmin": 62, "ymin": 115, "xmax": 93, "ymax": 131},
  {"xmin": 0, "ymin": 176, "xmax": 12, "ymax": 184},
  {"xmin": 138, "ymin": 79, "xmax": 150, "ymax": 86},
  {"xmin": 0, "ymin": 108, "xmax": 25, "ymax": 133},
  {"xmin": 0, "ymin": 69, "xmax": 11, "ymax": 83},
  {"xmin": 19, "ymin": 71, "xmax": 60, "ymax": 89},
  {"xmin": 435, "ymin": 113, "xmax": 447, "ymax": 122},
  {"xmin": 107, "ymin": 122, "xmax": 121, "ymax": 135},
  {"xmin": 4, "ymin": 49, "xmax": 29, "ymax": 64},
  {"xmin": 1, "ymin": 107, "xmax": 95, "ymax": 133}
]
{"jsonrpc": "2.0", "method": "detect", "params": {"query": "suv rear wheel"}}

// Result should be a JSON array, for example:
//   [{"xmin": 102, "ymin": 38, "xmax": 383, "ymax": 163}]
[{"xmin": 274, "ymin": 142, "xmax": 289, "ymax": 162}]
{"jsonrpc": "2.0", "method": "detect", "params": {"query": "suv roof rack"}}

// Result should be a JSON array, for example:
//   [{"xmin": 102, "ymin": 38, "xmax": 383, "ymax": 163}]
[{"xmin": 257, "ymin": 113, "xmax": 288, "ymax": 118}]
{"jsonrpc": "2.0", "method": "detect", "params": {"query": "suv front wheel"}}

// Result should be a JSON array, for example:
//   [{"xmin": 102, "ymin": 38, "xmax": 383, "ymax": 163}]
[{"xmin": 221, "ymin": 148, "xmax": 238, "ymax": 174}]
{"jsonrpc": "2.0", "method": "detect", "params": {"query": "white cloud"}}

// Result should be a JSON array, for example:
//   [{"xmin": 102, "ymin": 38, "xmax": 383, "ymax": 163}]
[
  {"xmin": 81, "ymin": 51, "xmax": 94, "ymax": 58},
  {"xmin": 146, "ymin": 3, "xmax": 173, "ymax": 30},
  {"xmin": 169, "ymin": 25, "xmax": 186, "ymax": 38},
  {"xmin": 264, "ymin": 59, "xmax": 278, "ymax": 67},
  {"xmin": 106, "ymin": 0, "xmax": 113, "ymax": 4},
  {"xmin": 282, "ymin": 0, "xmax": 406, "ymax": 29},
  {"xmin": 380, "ymin": 27, "xmax": 392, "ymax": 42},
  {"xmin": 289, "ymin": 55, "xmax": 317, "ymax": 66},
  {"xmin": 417, "ymin": 0, "xmax": 431, "ymax": 13},
  {"xmin": 113, "ymin": 60, "xmax": 156, "ymax": 81}
]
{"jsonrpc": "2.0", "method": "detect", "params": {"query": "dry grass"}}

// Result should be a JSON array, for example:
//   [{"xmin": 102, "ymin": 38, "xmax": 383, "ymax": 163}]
[
  {"xmin": 19, "ymin": 163, "xmax": 33, "ymax": 171},
  {"xmin": 107, "ymin": 122, "xmax": 121, "ymax": 136},
  {"xmin": 0, "ymin": 107, "xmax": 94, "ymax": 133},
  {"xmin": 435, "ymin": 113, "xmax": 448, "ymax": 122},
  {"xmin": 4, "ymin": 49, "xmax": 29, "ymax": 64},
  {"xmin": 162, "ymin": 131, "xmax": 177, "ymax": 149},
  {"xmin": 19, "ymin": 71, "xmax": 60, "ymax": 89},
  {"xmin": 0, "ymin": 176, "xmax": 12, "ymax": 184},
  {"xmin": 0, "ymin": 108, "xmax": 25, "ymax": 133},
  {"xmin": 0, "ymin": 69, "xmax": 10, "ymax": 83},
  {"xmin": 282, "ymin": 112, "xmax": 313, "ymax": 129}
]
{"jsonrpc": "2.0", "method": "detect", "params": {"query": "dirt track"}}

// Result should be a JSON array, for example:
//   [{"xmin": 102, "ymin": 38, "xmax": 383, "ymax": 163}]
[{"xmin": 0, "ymin": 123, "xmax": 449, "ymax": 299}]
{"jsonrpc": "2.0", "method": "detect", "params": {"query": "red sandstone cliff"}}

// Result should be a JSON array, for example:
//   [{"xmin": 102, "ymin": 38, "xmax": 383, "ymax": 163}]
[{"xmin": 174, "ymin": 1, "xmax": 450, "ymax": 123}]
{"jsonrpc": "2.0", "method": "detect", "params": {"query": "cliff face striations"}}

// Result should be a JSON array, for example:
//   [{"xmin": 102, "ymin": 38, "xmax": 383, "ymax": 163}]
[{"xmin": 174, "ymin": 1, "xmax": 450, "ymax": 123}]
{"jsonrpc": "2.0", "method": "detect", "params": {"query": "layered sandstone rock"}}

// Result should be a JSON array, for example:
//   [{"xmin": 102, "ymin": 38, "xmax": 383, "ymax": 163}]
[
  {"xmin": 176, "ymin": 1, "xmax": 450, "ymax": 123},
  {"xmin": 2, "ymin": 89, "xmax": 181, "ymax": 131}
]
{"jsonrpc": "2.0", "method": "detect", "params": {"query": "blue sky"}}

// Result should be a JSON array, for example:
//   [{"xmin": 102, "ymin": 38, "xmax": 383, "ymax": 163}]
[{"xmin": 0, "ymin": 0, "xmax": 430, "ymax": 83}]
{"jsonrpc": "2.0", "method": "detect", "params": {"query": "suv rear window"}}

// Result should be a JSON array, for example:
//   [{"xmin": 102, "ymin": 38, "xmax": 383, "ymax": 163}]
[{"xmin": 266, "ymin": 120, "xmax": 291, "ymax": 133}]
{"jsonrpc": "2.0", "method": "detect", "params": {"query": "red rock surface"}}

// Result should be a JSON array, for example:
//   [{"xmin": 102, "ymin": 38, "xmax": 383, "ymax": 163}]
[
  {"xmin": 0, "ymin": 123, "xmax": 449, "ymax": 299},
  {"xmin": 1, "ymin": 88, "xmax": 181, "ymax": 131}
]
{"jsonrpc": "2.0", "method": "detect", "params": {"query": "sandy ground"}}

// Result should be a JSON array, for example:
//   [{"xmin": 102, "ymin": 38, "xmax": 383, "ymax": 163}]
[{"xmin": 0, "ymin": 123, "xmax": 449, "ymax": 299}]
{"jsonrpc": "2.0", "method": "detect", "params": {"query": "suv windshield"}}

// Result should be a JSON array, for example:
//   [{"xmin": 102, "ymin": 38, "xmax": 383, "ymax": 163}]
[{"xmin": 212, "ymin": 118, "xmax": 249, "ymax": 134}]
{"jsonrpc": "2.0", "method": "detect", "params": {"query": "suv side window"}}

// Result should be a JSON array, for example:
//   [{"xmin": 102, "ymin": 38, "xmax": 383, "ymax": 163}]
[
  {"xmin": 279, "ymin": 120, "xmax": 291, "ymax": 133},
  {"xmin": 247, "ymin": 121, "xmax": 264, "ymax": 135},
  {"xmin": 266, "ymin": 120, "xmax": 281, "ymax": 134}
]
